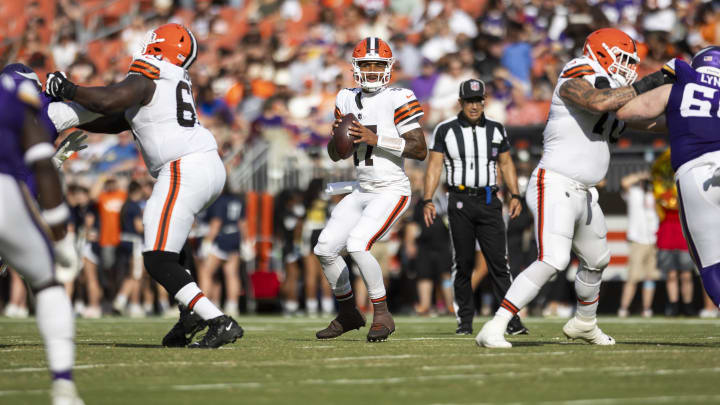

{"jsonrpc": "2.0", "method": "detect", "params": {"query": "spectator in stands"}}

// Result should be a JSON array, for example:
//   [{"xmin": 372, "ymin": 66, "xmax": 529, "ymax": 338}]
[
  {"xmin": 428, "ymin": 57, "xmax": 473, "ymax": 124},
  {"xmin": 299, "ymin": 179, "xmax": 334, "ymax": 316},
  {"xmin": 410, "ymin": 58, "xmax": 439, "ymax": 103},
  {"xmin": 618, "ymin": 172, "xmax": 659, "ymax": 318},
  {"xmin": 96, "ymin": 176, "xmax": 127, "ymax": 278},
  {"xmin": 407, "ymin": 185, "xmax": 453, "ymax": 316},
  {"xmin": 113, "ymin": 181, "xmax": 145, "ymax": 318},
  {"xmin": 653, "ymin": 151, "xmax": 696, "ymax": 316},
  {"xmin": 501, "ymin": 21, "xmax": 533, "ymax": 94},
  {"xmin": 95, "ymin": 132, "xmax": 138, "ymax": 174},
  {"xmin": 197, "ymin": 185, "xmax": 245, "ymax": 317}
]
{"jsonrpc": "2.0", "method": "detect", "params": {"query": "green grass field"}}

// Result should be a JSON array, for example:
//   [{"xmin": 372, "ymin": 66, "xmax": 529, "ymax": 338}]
[{"xmin": 3, "ymin": 316, "xmax": 720, "ymax": 404}]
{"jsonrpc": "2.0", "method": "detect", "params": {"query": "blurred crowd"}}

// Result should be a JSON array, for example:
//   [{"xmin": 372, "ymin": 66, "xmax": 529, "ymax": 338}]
[{"xmin": 3, "ymin": 0, "xmax": 720, "ymax": 318}]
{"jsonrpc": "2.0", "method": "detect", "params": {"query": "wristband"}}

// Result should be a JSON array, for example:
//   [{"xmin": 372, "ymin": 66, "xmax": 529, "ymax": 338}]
[
  {"xmin": 631, "ymin": 70, "xmax": 665, "ymax": 95},
  {"xmin": 42, "ymin": 203, "xmax": 70, "ymax": 226},
  {"xmin": 376, "ymin": 135, "xmax": 406, "ymax": 157},
  {"xmin": 24, "ymin": 142, "xmax": 56, "ymax": 165},
  {"xmin": 510, "ymin": 194, "xmax": 522, "ymax": 201},
  {"xmin": 422, "ymin": 199, "xmax": 433, "ymax": 206}
]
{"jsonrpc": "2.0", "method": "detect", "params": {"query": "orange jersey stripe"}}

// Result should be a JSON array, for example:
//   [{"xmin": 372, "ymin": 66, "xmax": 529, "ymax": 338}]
[
  {"xmin": 153, "ymin": 160, "xmax": 180, "ymax": 250},
  {"xmin": 564, "ymin": 70, "xmax": 595, "ymax": 79},
  {"xmin": 129, "ymin": 65, "xmax": 159, "ymax": 80},
  {"xmin": 394, "ymin": 106, "xmax": 423, "ymax": 124},
  {"xmin": 561, "ymin": 64, "xmax": 593, "ymax": 78},
  {"xmin": 132, "ymin": 59, "xmax": 160, "ymax": 73},
  {"xmin": 537, "ymin": 169, "xmax": 545, "ymax": 261},
  {"xmin": 394, "ymin": 100, "xmax": 421, "ymax": 118},
  {"xmin": 366, "ymin": 196, "xmax": 408, "ymax": 250}
]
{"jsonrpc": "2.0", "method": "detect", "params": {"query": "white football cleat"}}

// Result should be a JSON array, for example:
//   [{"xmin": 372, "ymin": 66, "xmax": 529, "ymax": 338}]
[
  {"xmin": 475, "ymin": 318, "xmax": 512, "ymax": 348},
  {"xmin": 52, "ymin": 379, "xmax": 85, "ymax": 405},
  {"xmin": 562, "ymin": 316, "xmax": 615, "ymax": 345}
]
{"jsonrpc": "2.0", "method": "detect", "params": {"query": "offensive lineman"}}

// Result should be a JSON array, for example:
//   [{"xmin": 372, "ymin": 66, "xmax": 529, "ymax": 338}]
[
  {"xmin": 617, "ymin": 46, "xmax": 720, "ymax": 309},
  {"xmin": 315, "ymin": 37, "xmax": 427, "ymax": 342},
  {"xmin": 477, "ymin": 28, "xmax": 669, "ymax": 348},
  {"xmin": 44, "ymin": 23, "xmax": 243, "ymax": 348}
]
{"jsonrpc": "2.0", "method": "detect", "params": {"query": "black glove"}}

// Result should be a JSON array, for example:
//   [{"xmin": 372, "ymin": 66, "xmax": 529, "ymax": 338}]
[
  {"xmin": 45, "ymin": 71, "xmax": 77, "ymax": 100},
  {"xmin": 632, "ymin": 69, "xmax": 675, "ymax": 95}
]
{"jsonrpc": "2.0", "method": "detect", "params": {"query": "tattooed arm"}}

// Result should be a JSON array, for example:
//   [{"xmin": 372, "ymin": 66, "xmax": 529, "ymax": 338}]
[
  {"xmin": 559, "ymin": 78, "xmax": 637, "ymax": 114},
  {"xmin": 401, "ymin": 128, "xmax": 428, "ymax": 161}
]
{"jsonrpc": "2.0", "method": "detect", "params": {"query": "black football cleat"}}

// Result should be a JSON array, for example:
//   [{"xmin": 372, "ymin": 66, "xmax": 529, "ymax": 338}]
[
  {"xmin": 455, "ymin": 324, "xmax": 473, "ymax": 335},
  {"xmin": 366, "ymin": 312, "xmax": 395, "ymax": 342},
  {"xmin": 316, "ymin": 307, "xmax": 366, "ymax": 339},
  {"xmin": 162, "ymin": 306, "xmax": 207, "ymax": 347},
  {"xmin": 506, "ymin": 315, "xmax": 529, "ymax": 336},
  {"xmin": 188, "ymin": 315, "xmax": 244, "ymax": 349}
]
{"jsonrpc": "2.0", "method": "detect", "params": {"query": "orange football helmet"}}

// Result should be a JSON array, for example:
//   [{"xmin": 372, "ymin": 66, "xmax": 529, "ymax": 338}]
[
  {"xmin": 141, "ymin": 23, "xmax": 198, "ymax": 69},
  {"xmin": 351, "ymin": 37, "xmax": 394, "ymax": 92},
  {"xmin": 583, "ymin": 28, "xmax": 639, "ymax": 86}
]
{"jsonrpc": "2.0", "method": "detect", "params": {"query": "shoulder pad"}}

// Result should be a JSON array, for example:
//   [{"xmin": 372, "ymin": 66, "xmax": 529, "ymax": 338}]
[
  {"xmin": 560, "ymin": 57, "xmax": 598, "ymax": 79},
  {"xmin": 128, "ymin": 56, "xmax": 160, "ymax": 80}
]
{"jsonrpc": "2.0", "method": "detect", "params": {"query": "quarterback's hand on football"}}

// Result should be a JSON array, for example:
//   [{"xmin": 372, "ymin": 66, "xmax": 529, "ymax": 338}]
[
  {"xmin": 349, "ymin": 121, "xmax": 378, "ymax": 145},
  {"xmin": 45, "ymin": 71, "xmax": 77, "ymax": 100},
  {"xmin": 423, "ymin": 202, "xmax": 436, "ymax": 227},
  {"xmin": 508, "ymin": 198, "xmax": 522, "ymax": 219},
  {"xmin": 52, "ymin": 130, "xmax": 88, "ymax": 168}
]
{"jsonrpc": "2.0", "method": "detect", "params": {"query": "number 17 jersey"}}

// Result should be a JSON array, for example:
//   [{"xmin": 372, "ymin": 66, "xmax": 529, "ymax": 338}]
[
  {"xmin": 124, "ymin": 55, "xmax": 217, "ymax": 178},
  {"xmin": 335, "ymin": 86, "xmax": 424, "ymax": 196},
  {"xmin": 539, "ymin": 56, "xmax": 626, "ymax": 186}
]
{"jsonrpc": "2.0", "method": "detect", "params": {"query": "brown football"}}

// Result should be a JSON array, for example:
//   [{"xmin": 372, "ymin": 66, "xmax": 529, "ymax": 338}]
[{"xmin": 332, "ymin": 113, "xmax": 357, "ymax": 159}]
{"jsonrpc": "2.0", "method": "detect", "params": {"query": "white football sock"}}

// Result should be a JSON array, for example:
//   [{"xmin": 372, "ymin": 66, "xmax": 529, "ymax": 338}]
[
  {"xmin": 575, "ymin": 267, "xmax": 602, "ymax": 322},
  {"xmin": 306, "ymin": 298, "xmax": 319, "ymax": 314},
  {"xmin": 284, "ymin": 300, "xmax": 299, "ymax": 312},
  {"xmin": 349, "ymin": 250, "xmax": 385, "ymax": 300},
  {"xmin": 35, "ymin": 286, "xmax": 75, "ymax": 374},
  {"xmin": 321, "ymin": 297, "xmax": 335, "ymax": 314},
  {"xmin": 496, "ymin": 260, "xmax": 557, "ymax": 321},
  {"xmin": 175, "ymin": 282, "xmax": 223, "ymax": 320},
  {"xmin": 316, "ymin": 254, "xmax": 351, "ymax": 296}
]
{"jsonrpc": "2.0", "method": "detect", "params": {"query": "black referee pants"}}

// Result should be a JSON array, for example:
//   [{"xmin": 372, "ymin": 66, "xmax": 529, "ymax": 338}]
[{"xmin": 448, "ymin": 192, "xmax": 512, "ymax": 326}]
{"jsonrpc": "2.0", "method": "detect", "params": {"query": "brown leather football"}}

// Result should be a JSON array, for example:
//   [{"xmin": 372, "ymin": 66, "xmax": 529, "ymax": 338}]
[{"xmin": 332, "ymin": 113, "xmax": 357, "ymax": 159}]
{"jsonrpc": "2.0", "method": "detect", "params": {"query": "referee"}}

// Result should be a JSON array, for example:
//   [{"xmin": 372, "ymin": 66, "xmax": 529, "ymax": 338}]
[{"xmin": 423, "ymin": 79, "xmax": 527, "ymax": 335}]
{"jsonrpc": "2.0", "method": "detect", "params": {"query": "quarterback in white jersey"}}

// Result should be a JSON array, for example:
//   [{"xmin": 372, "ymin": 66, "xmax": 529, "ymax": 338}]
[
  {"xmin": 315, "ymin": 37, "xmax": 427, "ymax": 342},
  {"xmin": 45, "ymin": 23, "xmax": 243, "ymax": 349},
  {"xmin": 477, "ymin": 28, "xmax": 670, "ymax": 349}
]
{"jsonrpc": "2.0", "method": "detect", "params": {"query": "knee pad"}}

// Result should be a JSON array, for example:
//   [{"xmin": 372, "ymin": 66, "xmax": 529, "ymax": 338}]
[
  {"xmin": 584, "ymin": 250, "xmax": 610, "ymax": 271},
  {"xmin": 143, "ymin": 250, "xmax": 194, "ymax": 297}
]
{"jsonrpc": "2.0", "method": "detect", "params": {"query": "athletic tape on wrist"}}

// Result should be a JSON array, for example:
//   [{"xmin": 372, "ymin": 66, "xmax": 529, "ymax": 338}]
[
  {"xmin": 376, "ymin": 135, "xmax": 405, "ymax": 157},
  {"xmin": 24, "ymin": 143, "xmax": 57, "ymax": 165},
  {"xmin": 41, "ymin": 203, "xmax": 70, "ymax": 226}
]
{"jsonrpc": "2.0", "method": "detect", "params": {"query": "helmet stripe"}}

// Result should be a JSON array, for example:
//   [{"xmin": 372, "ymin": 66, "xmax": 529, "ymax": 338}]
[
  {"xmin": 183, "ymin": 27, "xmax": 197, "ymax": 69},
  {"xmin": 366, "ymin": 37, "xmax": 371, "ymax": 55}
]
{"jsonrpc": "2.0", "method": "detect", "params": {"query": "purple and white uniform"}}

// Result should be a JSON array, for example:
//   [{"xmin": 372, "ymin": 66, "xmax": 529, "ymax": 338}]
[
  {"xmin": 665, "ymin": 53, "xmax": 720, "ymax": 305},
  {"xmin": 0, "ymin": 74, "xmax": 56, "ymax": 287}
]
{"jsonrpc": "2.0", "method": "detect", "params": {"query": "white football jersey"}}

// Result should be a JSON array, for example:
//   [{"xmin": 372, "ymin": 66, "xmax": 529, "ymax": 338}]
[
  {"xmin": 539, "ymin": 56, "xmax": 626, "ymax": 186},
  {"xmin": 124, "ymin": 55, "xmax": 217, "ymax": 177},
  {"xmin": 335, "ymin": 86, "xmax": 424, "ymax": 195}
]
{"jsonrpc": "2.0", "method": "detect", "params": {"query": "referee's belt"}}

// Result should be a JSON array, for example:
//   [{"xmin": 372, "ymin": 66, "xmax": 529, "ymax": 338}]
[{"xmin": 449, "ymin": 185, "xmax": 497, "ymax": 204}]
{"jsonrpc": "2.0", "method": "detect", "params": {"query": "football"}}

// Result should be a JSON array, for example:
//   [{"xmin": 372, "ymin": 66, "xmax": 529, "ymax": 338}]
[{"xmin": 332, "ymin": 113, "xmax": 357, "ymax": 159}]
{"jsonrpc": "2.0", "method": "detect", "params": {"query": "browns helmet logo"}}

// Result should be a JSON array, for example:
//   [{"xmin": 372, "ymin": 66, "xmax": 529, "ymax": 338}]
[{"xmin": 142, "ymin": 23, "xmax": 198, "ymax": 69}]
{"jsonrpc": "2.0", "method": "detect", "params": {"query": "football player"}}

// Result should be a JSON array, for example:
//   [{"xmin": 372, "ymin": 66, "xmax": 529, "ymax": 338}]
[
  {"xmin": 617, "ymin": 46, "xmax": 720, "ymax": 309},
  {"xmin": 315, "ymin": 37, "xmax": 427, "ymax": 342},
  {"xmin": 0, "ymin": 74, "xmax": 83, "ymax": 404},
  {"xmin": 44, "ymin": 23, "xmax": 243, "ymax": 348},
  {"xmin": 477, "ymin": 28, "xmax": 668, "ymax": 348}
]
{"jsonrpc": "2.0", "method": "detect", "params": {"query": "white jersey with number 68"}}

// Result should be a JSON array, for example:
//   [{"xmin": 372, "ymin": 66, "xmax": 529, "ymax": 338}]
[
  {"xmin": 539, "ymin": 56, "xmax": 626, "ymax": 186},
  {"xmin": 124, "ymin": 54, "xmax": 217, "ymax": 178},
  {"xmin": 335, "ymin": 86, "xmax": 424, "ymax": 196}
]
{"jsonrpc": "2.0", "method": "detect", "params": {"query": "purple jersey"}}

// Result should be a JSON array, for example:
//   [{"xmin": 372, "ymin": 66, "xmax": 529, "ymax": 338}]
[
  {"xmin": 0, "ymin": 74, "xmax": 45, "ymax": 181},
  {"xmin": 666, "ymin": 59, "xmax": 720, "ymax": 170}
]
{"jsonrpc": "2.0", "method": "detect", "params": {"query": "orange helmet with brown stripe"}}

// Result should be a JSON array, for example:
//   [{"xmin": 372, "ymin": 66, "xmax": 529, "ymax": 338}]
[
  {"xmin": 583, "ymin": 28, "xmax": 639, "ymax": 86},
  {"xmin": 141, "ymin": 23, "xmax": 198, "ymax": 69},
  {"xmin": 352, "ymin": 37, "xmax": 394, "ymax": 92}
]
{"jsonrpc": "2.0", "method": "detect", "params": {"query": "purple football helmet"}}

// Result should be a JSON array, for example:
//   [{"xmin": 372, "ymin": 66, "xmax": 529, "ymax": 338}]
[
  {"xmin": 1, "ymin": 63, "xmax": 42, "ymax": 90},
  {"xmin": 692, "ymin": 46, "xmax": 720, "ymax": 76}
]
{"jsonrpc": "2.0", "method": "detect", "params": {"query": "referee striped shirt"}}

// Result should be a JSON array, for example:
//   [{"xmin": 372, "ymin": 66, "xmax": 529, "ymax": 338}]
[{"xmin": 429, "ymin": 113, "xmax": 510, "ymax": 188}]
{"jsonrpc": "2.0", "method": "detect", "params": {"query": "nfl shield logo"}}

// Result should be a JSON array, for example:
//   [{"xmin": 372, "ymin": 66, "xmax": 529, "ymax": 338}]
[
  {"xmin": 470, "ymin": 81, "xmax": 481, "ymax": 91},
  {"xmin": 705, "ymin": 56, "xmax": 713, "ymax": 62},
  {"xmin": 492, "ymin": 147, "xmax": 498, "ymax": 157}
]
